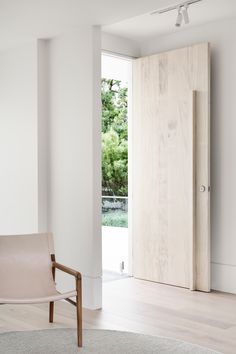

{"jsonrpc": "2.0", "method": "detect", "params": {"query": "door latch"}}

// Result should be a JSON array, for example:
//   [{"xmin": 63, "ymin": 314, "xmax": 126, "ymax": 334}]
[{"xmin": 200, "ymin": 185, "xmax": 206, "ymax": 192}]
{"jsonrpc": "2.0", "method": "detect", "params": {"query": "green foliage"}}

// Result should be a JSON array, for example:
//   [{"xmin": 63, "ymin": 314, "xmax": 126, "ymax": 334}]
[
  {"xmin": 102, "ymin": 79, "xmax": 128, "ymax": 196},
  {"xmin": 102, "ymin": 211, "xmax": 128, "ymax": 228}
]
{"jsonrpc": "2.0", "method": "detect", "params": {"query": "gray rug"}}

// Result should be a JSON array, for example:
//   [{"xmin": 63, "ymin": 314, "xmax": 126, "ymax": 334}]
[{"xmin": 0, "ymin": 329, "xmax": 221, "ymax": 354}]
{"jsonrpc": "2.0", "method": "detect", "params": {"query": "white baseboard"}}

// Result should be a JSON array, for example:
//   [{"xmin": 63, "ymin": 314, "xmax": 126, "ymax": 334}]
[
  {"xmin": 82, "ymin": 275, "xmax": 102, "ymax": 310},
  {"xmin": 211, "ymin": 262, "xmax": 236, "ymax": 294}
]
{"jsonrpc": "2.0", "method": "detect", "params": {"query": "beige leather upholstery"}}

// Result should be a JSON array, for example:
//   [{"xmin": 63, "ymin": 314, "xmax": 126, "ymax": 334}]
[{"xmin": 0, "ymin": 233, "xmax": 76, "ymax": 304}]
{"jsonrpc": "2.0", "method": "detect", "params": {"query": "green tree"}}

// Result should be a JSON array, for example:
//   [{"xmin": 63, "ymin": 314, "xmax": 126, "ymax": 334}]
[{"xmin": 102, "ymin": 79, "xmax": 128, "ymax": 196}]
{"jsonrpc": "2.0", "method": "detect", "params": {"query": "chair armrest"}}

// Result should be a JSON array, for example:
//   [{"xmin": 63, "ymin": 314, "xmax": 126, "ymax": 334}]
[{"xmin": 52, "ymin": 262, "xmax": 81, "ymax": 279}]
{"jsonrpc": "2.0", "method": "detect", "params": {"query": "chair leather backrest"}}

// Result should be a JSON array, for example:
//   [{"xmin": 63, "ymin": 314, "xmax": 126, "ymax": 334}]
[{"xmin": 0, "ymin": 233, "xmax": 57, "ymax": 299}]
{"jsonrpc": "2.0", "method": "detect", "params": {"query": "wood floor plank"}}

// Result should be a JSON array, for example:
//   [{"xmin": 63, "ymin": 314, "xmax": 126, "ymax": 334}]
[{"xmin": 0, "ymin": 278, "xmax": 236, "ymax": 353}]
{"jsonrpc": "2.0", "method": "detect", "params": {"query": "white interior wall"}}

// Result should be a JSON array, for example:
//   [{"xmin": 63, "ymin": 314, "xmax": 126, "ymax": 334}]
[
  {"xmin": 47, "ymin": 27, "xmax": 102, "ymax": 309},
  {"xmin": 102, "ymin": 32, "xmax": 140, "ymax": 58},
  {"xmin": 0, "ymin": 43, "xmax": 38, "ymax": 234},
  {"xmin": 0, "ymin": 29, "xmax": 102, "ymax": 310},
  {"xmin": 139, "ymin": 18, "xmax": 236, "ymax": 294},
  {"xmin": 37, "ymin": 40, "xmax": 49, "ymax": 232}
]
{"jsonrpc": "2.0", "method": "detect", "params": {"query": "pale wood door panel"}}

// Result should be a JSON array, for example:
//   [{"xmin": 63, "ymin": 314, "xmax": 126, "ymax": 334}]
[
  {"xmin": 133, "ymin": 91, "xmax": 195, "ymax": 289},
  {"xmin": 132, "ymin": 43, "xmax": 210, "ymax": 291}
]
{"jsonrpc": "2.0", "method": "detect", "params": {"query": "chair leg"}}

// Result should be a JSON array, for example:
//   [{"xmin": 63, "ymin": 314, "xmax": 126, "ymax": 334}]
[
  {"xmin": 49, "ymin": 301, "xmax": 54, "ymax": 323},
  {"xmin": 76, "ymin": 277, "xmax": 82, "ymax": 347},
  {"xmin": 50, "ymin": 255, "xmax": 56, "ymax": 324}
]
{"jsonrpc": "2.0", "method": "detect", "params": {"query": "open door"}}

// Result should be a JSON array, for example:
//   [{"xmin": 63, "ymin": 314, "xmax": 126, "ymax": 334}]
[{"xmin": 132, "ymin": 43, "xmax": 210, "ymax": 292}]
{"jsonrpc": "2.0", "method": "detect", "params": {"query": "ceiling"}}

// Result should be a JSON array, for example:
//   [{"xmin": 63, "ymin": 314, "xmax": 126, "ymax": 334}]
[
  {"xmin": 0, "ymin": 0, "xmax": 175, "ymax": 51},
  {"xmin": 103, "ymin": 0, "xmax": 236, "ymax": 42},
  {"xmin": 1, "ymin": 0, "xmax": 236, "ymax": 51}
]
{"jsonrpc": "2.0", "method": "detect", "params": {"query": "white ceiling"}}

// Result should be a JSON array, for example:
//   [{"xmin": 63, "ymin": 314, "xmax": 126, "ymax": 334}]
[
  {"xmin": 0, "ymin": 0, "xmax": 175, "ymax": 51},
  {"xmin": 1, "ymin": 0, "xmax": 236, "ymax": 51},
  {"xmin": 103, "ymin": 0, "xmax": 236, "ymax": 42}
]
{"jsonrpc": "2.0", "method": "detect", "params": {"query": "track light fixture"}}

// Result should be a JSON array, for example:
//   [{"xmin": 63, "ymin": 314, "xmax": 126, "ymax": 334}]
[
  {"xmin": 151, "ymin": 0, "xmax": 202, "ymax": 28},
  {"xmin": 175, "ymin": 7, "xmax": 183, "ymax": 27},
  {"xmin": 182, "ymin": 4, "xmax": 190, "ymax": 24}
]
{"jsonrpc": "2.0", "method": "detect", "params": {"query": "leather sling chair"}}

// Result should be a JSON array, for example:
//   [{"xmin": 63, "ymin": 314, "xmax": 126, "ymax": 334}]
[{"xmin": 0, "ymin": 233, "xmax": 82, "ymax": 347}]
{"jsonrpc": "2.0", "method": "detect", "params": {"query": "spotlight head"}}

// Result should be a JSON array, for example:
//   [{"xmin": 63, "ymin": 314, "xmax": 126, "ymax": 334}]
[
  {"xmin": 175, "ymin": 7, "xmax": 183, "ymax": 27},
  {"xmin": 182, "ymin": 5, "xmax": 190, "ymax": 24}
]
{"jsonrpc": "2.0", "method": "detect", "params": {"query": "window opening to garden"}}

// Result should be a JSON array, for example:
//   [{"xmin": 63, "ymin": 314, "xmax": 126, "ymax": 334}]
[{"xmin": 101, "ymin": 53, "xmax": 132, "ymax": 281}]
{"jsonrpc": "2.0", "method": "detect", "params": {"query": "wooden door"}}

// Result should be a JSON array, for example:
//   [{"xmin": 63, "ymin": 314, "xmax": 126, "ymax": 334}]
[{"xmin": 132, "ymin": 43, "xmax": 210, "ymax": 291}]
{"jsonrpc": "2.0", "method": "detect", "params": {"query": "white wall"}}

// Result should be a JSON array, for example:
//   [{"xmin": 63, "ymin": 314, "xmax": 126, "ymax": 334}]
[
  {"xmin": 47, "ymin": 27, "xmax": 102, "ymax": 309},
  {"xmin": 0, "ymin": 30, "xmax": 102, "ymax": 309},
  {"xmin": 140, "ymin": 18, "xmax": 236, "ymax": 294},
  {"xmin": 37, "ymin": 40, "xmax": 49, "ymax": 232},
  {"xmin": 0, "ymin": 43, "xmax": 38, "ymax": 234},
  {"xmin": 102, "ymin": 32, "xmax": 140, "ymax": 58}
]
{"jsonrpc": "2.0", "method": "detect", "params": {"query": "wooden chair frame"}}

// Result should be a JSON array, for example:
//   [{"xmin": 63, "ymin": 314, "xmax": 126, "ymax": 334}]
[{"xmin": 50, "ymin": 255, "xmax": 82, "ymax": 347}]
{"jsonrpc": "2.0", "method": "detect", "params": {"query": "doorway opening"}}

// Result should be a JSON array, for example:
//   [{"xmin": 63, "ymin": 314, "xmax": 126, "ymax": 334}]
[{"xmin": 101, "ymin": 53, "xmax": 132, "ymax": 282}]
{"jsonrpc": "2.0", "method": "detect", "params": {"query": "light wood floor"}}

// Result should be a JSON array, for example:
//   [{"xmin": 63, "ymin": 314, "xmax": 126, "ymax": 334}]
[{"xmin": 1, "ymin": 278, "xmax": 236, "ymax": 354}]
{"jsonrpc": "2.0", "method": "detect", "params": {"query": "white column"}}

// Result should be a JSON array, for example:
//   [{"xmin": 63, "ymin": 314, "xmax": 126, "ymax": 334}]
[{"xmin": 47, "ymin": 26, "xmax": 102, "ymax": 309}]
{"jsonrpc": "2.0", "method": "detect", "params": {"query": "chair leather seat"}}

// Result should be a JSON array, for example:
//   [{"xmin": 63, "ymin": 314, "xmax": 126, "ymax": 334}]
[
  {"xmin": 0, "ymin": 290, "xmax": 77, "ymax": 304},
  {"xmin": 0, "ymin": 233, "xmax": 83, "ymax": 347},
  {"xmin": 0, "ymin": 234, "xmax": 77, "ymax": 305}
]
